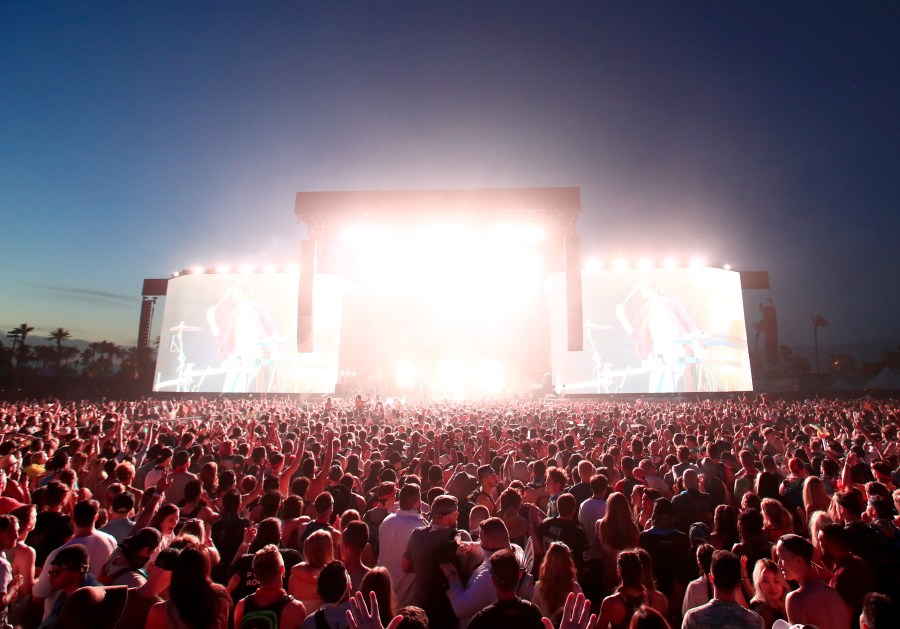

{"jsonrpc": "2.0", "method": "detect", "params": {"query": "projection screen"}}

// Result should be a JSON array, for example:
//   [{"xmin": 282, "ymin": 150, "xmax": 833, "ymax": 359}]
[
  {"xmin": 153, "ymin": 272, "xmax": 343, "ymax": 393},
  {"xmin": 549, "ymin": 268, "xmax": 752, "ymax": 394}
]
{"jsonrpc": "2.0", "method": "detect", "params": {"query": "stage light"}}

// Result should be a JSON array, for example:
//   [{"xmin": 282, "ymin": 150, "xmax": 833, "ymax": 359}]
[
  {"xmin": 689, "ymin": 257, "xmax": 706, "ymax": 268},
  {"xmin": 190, "ymin": 266, "xmax": 204, "ymax": 274},
  {"xmin": 663, "ymin": 258, "xmax": 678, "ymax": 269},
  {"xmin": 396, "ymin": 360, "xmax": 415, "ymax": 388},
  {"xmin": 612, "ymin": 258, "xmax": 629, "ymax": 270},
  {"xmin": 172, "ymin": 271, "xmax": 181, "ymax": 278},
  {"xmin": 262, "ymin": 265, "xmax": 277, "ymax": 274},
  {"xmin": 723, "ymin": 263, "xmax": 733, "ymax": 270},
  {"xmin": 238, "ymin": 264, "xmax": 254, "ymax": 274},
  {"xmin": 216, "ymin": 265, "xmax": 231, "ymax": 274},
  {"xmin": 637, "ymin": 258, "xmax": 653, "ymax": 270},
  {"xmin": 585, "ymin": 258, "xmax": 603, "ymax": 272}
]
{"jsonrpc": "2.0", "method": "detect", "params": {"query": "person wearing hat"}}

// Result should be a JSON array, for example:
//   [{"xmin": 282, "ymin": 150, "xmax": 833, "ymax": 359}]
[
  {"xmin": 100, "ymin": 527, "xmax": 162, "ymax": 587},
  {"xmin": 0, "ymin": 469, "xmax": 25, "ymax": 515},
  {"xmin": 100, "ymin": 491, "xmax": 137, "ymax": 544},
  {"xmin": 36, "ymin": 544, "xmax": 94, "ymax": 629},
  {"xmin": 404, "ymin": 494, "xmax": 470, "ymax": 629},
  {"xmin": 32, "ymin": 499, "xmax": 117, "ymax": 613}
]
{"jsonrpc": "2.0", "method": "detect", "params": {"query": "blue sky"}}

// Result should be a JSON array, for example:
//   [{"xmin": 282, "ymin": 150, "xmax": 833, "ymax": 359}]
[{"xmin": 1, "ymin": 2, "xmax": 898, "ymax": 349}]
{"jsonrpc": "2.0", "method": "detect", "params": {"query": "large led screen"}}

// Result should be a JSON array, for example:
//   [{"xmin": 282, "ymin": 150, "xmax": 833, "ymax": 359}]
[
  {"xmin": 154, "ymin": 273, "xmax": 344, "ymax": 393},
  {"xmin": 549, "ymin": 268, "xmax": 752, "ymax": 394}
]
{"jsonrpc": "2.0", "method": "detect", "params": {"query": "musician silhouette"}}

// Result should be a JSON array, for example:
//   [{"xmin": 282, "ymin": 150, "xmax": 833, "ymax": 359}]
[
  {"xmin": 207, "ymin": 281, "xmax": 277, "ymax": 392},
  {"xmin": 615, "ymin": 276, "xmax": 699, "ymax": 392}
]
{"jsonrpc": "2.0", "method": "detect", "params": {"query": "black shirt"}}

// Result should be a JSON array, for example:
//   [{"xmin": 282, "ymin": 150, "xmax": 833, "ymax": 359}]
[
  {"xmin": 468, "ymin": 598, "xmax": 544, "ymax": 629},
  {"xmin": 539, "ymin": 517, "xmax": 590, "ymax": 574}
]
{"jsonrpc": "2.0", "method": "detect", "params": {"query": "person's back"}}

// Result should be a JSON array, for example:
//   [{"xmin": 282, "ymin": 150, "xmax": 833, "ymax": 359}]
[
  {"xmin": 378, "ymin": 485, "xmax": 425, "ymax": 607},
  {"xmin": 682, "ymin": 550, "xmax": 763, "ymax": 629},
  {"xmin": 777, "ymin": 534, "xmax": 852, "ymax": 629},
  {"xmin": 682, "ymin": 598, "xmax": 764, "ymax": 629}
]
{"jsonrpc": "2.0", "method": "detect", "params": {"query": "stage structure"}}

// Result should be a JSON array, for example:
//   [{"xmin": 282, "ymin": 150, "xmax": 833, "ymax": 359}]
[
  {"xmin": 141, "ymin": 186, "xmax": 772, "ymax": 396},
  {"xmin": 294, "ymin": 187, "xmax": 584, "ymax": 341}
]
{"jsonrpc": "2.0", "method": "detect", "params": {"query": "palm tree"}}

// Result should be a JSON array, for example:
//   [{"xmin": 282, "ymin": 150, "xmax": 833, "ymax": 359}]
[
  {"xmin": 812, "ymin": 315, "xmax": 829, "ymax": 374},
  {"xmin": 47, "ymin": 327, "xmax": 71, "ymax": 369},
  {"xmin": 7, "ymin": 323, "xmax": 33, "ymax": 367}
]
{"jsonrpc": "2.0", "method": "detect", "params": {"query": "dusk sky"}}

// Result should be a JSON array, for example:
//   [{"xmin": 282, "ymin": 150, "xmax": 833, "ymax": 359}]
[{"xmin": 2, "ymin": 3, "xmax": 898, "ymax": 353}]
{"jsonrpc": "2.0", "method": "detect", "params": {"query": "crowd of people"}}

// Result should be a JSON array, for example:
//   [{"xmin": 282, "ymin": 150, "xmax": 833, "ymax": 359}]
[{"xmin": 0, "ymin": 393, "xmax": 897, "ymax": 629}]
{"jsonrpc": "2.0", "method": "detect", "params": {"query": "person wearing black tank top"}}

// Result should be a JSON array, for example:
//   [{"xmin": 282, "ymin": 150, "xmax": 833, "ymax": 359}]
[{"xmin": 234, "ymin": 545, "xmax": 307, "ymax": 629}]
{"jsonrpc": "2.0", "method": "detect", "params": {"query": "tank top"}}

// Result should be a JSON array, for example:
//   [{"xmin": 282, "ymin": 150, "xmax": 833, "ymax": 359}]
[
  {"xmin": 241, "ymin": 592, "xmax": 294, "ymax": 629},
  {"xmin": 611, "ymin": 591, "xmax": 647, "ymax": 629}
]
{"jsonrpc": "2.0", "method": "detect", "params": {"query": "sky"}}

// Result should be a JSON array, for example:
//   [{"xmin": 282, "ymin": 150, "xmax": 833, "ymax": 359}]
[{"xmin": 1, "ymin": 2, "xmax": 899, "ymax": 353}]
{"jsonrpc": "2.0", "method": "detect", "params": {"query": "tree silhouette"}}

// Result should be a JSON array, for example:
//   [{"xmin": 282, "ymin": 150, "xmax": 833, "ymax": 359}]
[
  {"xmin": 47, "ymin": 327, "xmax": 72, "ymax": 370},
  {"xmin": 812, "ymin": 315, "xmax": 829, "ymax": 374}
]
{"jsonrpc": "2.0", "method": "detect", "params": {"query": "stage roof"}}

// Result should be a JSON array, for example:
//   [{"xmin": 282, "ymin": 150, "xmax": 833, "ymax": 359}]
[{"xmin": 295, "ymin": 187, "xmax": 581, "ymax": 237}]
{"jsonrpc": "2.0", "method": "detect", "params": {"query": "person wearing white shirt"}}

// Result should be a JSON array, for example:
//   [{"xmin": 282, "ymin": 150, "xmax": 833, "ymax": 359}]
[
  {"xmin": 376, "ymin": 484, "xmax": 426, "ymax": 608},
  {"xmin": 32, "ymin": 500, "xmax": 117, "ymax": 601}
]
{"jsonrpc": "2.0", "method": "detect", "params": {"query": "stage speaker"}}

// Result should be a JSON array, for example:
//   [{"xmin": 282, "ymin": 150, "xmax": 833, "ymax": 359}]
[
  {"xmin": 297, "ymin": 239, "xmax": 316, "ymax": 353},
  {"xmin": 564, "ymin": 234, "xmax": 583, "ymax": 351}
]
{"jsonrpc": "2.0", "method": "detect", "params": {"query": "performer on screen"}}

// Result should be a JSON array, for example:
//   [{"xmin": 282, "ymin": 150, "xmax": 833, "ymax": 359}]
[
  {"xmin": 615, "ymin": 276, "xmax": 699, "ymax": 393},
  {"xmin": 206, "ymin": 281, "xmax": 278, "ymax": 393}
]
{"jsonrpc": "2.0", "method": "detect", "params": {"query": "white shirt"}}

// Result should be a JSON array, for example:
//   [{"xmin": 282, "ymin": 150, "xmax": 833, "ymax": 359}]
[
  {"xmin": 578, "ymin": 498, "xmax": 606, "ymax": 558},
  {"xmin": 446, "ymin": 544, "xmax": 533, "ymax": 629},
  {"xmin": 33, "ymin": 530, "xmax": 117, "ymax": 598},
  {"xmin": 377, "ymin": 509, "xmax": 425, "ymax": 608}
]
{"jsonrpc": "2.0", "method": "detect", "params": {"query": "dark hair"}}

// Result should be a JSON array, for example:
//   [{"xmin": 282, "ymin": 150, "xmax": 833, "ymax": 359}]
[
  {"xmin": 695, "ymin": 543, "xmax": 715, "ymax": 575},
  {"xmin": 342, "ymin": 520, "xmax": 369, "ymax": 552},
  {"xmin": 557, "ymin": 493, "xmax": 577, "ymax": 518},
  {"xmin": 251, "ymin": 518, "xmax": 282, "ymax": 553},
  {"xmin": 252, "ymin": 544, "xmax": 283, "ymax": 583},
  {"xmin": 317, "ymin": 560, "xmax": 350, "ymax": 603},
  {"xmin": 169, "ymin": 545, "xmax": 230, "ymax": 629},
  {"xmin": 617, "ymin": 550, "xmax": 644, "ymax": 590},
  {"xmin": 398, "ymin": 484, "xmax": 421, "ymax": 510},
  {"xmin": 590, "ymin": 474, "xmax": 609, "ymax": 496},
  {"xmin": 488, "ymin": 548, "xmax": 520, "ymax": 590},
  {"xmin": 629, "ymin": 605, "xmax": 671, "ymax": 629},
  {"xmin": 710, "ymin": 550, "xmax": 741, "ymax": 591},
  {"xmin": 778, "ymin": 534, "xmax": 814, "ymax": 564},
  {"xmin": 395, "ymin": 606, "xmax": 429, "ymax": 629},
  {"xmin": 862, "ymin": 592, "xmax": 900, "ymax": 629},
  {"xmin": 72, "ymin": 500, "xmax": 100, "ymax": 528}
]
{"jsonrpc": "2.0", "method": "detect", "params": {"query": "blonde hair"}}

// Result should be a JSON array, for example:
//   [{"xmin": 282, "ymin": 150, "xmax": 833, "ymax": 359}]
[
  {"xmin": 751, "ymin": 559, "xmax": 788, "ymax": 611},
  {"xmin": 303, "ymin": 529, "xmax": 334, "ymax": 567},
  {"xmin": 802, "ymin": 476, "xmax": 830, "ymax": 515},
  {"xmin": 808, "ymin": 510, "xmax": 833, "ymax": 552}
]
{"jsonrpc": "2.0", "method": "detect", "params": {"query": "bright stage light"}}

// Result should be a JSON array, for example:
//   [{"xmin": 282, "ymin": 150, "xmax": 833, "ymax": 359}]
[
  {"xmin": 396, "ymin": 360, "xmax": 416, "ymax": 388},
  {"xmin": 215, "ymin": 265, "xmax": 231, "ymax": 274},
  {"xmin": 585, "ymin": 258, "xmax": 603, "ymax": 272},
  {"xmin": 689, "ymin": 257, "xmax": 706, "ymax": 268},
  {"xmin": 238, "ymin": 264, "xmax": 255, "ymax": 274},
  {"xmin": 663, "ymin": 257, "xmax": 679, "ymax": 269},
  {"xmin": 612, "ymin": 258, "xmax": 629, "ymax": 270},
  {"xmin": 172, "ymin": 271, "xmax": 181, "ymax": 278},
  {"xmin": 190, "ymin": 266, "xmax": 205, "ymax": 274},
  {"xmin": 637, "ymin": 258, "xmax": 653, "ymax": 270},
  {"xmin": 476, "ymin": 361, "xmax": 506, "ymax": 393},
  {"xmin": 723, "ymin": 263, "xmax": 732, "ymax": 270},
  {"xmin": 262, "ymin": 264, "xmax": 277, "ymax": 274}
]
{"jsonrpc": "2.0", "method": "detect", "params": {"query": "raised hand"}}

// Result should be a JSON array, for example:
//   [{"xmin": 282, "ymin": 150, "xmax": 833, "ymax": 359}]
[
  {"xmin": 346, "ymin": 591, "xmax": 401, "ymax": 629},
  {"xmin": 543, "ymin": 592, "xmax": 596, "ymax": 629}
]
